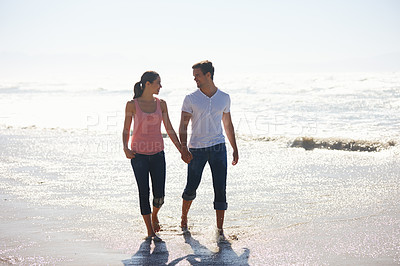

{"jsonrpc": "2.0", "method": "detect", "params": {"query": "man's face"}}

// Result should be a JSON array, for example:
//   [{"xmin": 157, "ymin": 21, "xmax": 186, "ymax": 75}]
[{"xmin": 193, "ymin": 68, "xmax": 207, "ymax": 88}]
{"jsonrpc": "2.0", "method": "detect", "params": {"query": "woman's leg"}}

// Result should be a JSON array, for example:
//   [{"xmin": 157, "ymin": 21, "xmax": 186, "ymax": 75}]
[
  {"xmin": 142, "ymin": 214, "xmax": 155, "ymax": 237},
  {"xmin": 149, "ymin": 151, "xmax": 166, "ymax": 233},
  {"xmin": 152, "ymin": 206, "xmax": 161, "ymax": 232},
  {"xmin": 131, "ymin": 155, "xmax": 155, "ymax": 237}
]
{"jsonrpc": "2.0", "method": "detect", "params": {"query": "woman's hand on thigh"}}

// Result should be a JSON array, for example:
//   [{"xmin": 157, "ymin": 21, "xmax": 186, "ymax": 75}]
[{"xmin": 124, "ymin": 148, "xmax": 136, "ymax": 159}]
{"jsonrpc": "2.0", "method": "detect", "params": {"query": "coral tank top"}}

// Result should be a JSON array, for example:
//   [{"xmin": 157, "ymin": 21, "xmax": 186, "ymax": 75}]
[{"xmin": 131, "ymin": 98, "xmax": 164, "ymax": 155}]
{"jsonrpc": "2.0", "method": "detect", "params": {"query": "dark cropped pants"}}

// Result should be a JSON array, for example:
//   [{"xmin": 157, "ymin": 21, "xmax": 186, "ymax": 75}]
[
  {"xmin": 182, "ymin": 143, "xmax": 228, "ymax": 210},
  {"xmin": 130, "ymin": 150, "xmax": 166, "ymax": 215}
]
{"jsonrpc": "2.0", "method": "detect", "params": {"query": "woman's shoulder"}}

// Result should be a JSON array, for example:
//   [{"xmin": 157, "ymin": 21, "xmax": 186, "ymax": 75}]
[
  {"xmin": 126, "ymin": 99, "xmax": 135, "ymax": 106},
  {"xmin": 125, "ymin": 100, "xmax": 136, "ymax": 111},
  {"xmin": 154, "ymin": 97, "xmax": 166, "ymax": 104},
  {"xmin": 157, "ymin": 98, "xmax": 168, "ymax": 112}
]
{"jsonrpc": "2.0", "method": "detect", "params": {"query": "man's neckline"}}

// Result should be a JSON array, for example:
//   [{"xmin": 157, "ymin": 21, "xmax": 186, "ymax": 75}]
[{"xmin": 199, "ymin": 87, "xmax": 218, "ymax": 98}]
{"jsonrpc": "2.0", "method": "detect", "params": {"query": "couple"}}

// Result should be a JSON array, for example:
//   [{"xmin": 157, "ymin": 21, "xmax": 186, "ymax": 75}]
[{"xmin": 122, "ymin": 61, "xmax": 239, "ymax": 242}]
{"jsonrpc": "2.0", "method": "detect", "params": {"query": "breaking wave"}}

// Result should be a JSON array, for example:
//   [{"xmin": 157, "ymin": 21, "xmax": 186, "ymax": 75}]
[
  {"xmin": 290, "ymin": 137, "xmax": 396, "ymax": 152},
  {"xmin": 237, "ymin": 134, "xmax": 396, "ymax": 152}
]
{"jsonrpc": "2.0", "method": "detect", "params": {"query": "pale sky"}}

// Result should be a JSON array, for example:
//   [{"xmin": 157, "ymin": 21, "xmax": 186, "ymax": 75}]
[{"xmin": 1, "ymin": 0, "xmax": 400, "ymax": 83}]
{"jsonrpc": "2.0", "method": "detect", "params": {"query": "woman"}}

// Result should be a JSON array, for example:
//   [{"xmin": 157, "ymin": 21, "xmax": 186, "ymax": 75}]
[{"xmin": 122, "ymin": 71, "xmax": 183, "ymax": 242}]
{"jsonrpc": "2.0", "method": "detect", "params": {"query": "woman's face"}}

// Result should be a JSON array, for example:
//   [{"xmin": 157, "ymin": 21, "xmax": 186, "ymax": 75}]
[{"xmin": 146, "ymin": 76, "xmax": 162, "ymax": 95}]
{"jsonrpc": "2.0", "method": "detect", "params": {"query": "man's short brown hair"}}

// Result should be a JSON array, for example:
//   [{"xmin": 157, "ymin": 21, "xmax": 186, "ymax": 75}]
[{"xmin": 192, "ymin": 60, "xmax": 214, "ymax": 80}]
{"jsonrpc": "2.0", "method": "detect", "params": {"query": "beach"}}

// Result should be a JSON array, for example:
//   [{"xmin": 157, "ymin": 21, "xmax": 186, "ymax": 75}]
[
  {"xmin": 2, "ymin": 0, "xmax": 400, "ymax": 263},
  {"xmin": 1, "ymin": 72, "xmax": 400, "ymax": 264},
  {"xmin": 1, "ymin": 124, "xmax": 399, "ymax": 265}
]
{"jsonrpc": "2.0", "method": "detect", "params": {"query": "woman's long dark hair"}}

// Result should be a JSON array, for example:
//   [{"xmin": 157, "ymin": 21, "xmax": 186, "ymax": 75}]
[{"xmin": 133, "ymin": 71, "xmax": 159, "ymax": 99}]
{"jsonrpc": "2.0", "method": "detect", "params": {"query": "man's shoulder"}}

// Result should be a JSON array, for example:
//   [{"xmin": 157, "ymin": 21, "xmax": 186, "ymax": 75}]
[
  {"xmin": 184, "ymin": 89, "xmax": 200, "ymax": 101},
  {"xmin": 186, "ymin": 89, "xmax": 200, "ymax": 97},
  {"xmin": 217, "ymin": 89, "xmax": 229, "ymax": 97}
]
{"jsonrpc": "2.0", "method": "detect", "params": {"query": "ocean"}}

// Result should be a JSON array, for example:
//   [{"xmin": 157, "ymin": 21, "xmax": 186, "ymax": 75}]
[{"xmin": 1, "ymin": 72, "xmax": 399, "ymax": 265}]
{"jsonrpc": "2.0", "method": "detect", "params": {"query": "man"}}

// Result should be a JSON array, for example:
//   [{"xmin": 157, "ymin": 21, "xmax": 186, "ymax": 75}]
[{"xmin": 179, "ymin": 60, "xmax": 239, "ymax": 238}]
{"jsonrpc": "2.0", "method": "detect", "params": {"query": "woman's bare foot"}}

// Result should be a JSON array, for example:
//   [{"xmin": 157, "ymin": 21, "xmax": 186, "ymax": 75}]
[
  {"xmin": 152, "ymin": 214, "xmax": 161, "ymax": 232},
  {"xmin": 152, "ymin": 234, "xmax": 162, "ymax": 242},
  {"xmin": 144, "ymin": 234, "xmax": 162, "ymax": 242}
]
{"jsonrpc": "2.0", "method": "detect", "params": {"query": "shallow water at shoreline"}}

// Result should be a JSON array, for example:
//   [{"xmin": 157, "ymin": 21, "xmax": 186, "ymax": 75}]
[
  {"xmin": 1, "ymin": 72, "xmax": 400, "ymax": 142},
  {"xmin": 1, "ymin": 127, "xmax": 399, "ymax": 265}
]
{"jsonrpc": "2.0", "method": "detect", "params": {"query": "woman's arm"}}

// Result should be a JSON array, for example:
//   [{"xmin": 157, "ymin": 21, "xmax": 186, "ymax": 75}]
[
  {"xmin": 122, "ymin": 101, "xmax": 136, "ymax": 159},
  {"xmin": 160, "ymin": 100, "xmax": 182, "ymax": 153}
]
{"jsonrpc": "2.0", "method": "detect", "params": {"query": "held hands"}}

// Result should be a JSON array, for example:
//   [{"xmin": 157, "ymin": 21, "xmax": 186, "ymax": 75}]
[
  {"xmin": 123, "ymin": 147, "xmax": 136, "ymax": 159},
  {"xmin": 180, "ymin": 147, "xmax": 193, "ymax": 164},
  {"xmin": 179, "ymin": 146, "xmax": 237, "ymax": 165}
]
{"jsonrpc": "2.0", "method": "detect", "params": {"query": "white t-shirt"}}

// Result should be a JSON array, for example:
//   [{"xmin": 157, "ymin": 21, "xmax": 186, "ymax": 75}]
[{"xmin": 182, "ymin": 88, "xmax": 231, "ymax": 148}]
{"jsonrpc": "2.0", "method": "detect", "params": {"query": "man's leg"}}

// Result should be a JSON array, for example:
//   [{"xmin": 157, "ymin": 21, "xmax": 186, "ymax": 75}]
[
  {"xmin": 209, "ymin": 144, "xmax": 228, "ymax": 233},
  {"xmin": 181, "ymin": 147, "xmax": 207, "ymax": 230},
  {"xmin": 216, "ymin": 210, "xmax": 225, "ymax": 232},
  {"xmin": 181, "ymin": 199, "xmax": 192, "ymax": 229}
]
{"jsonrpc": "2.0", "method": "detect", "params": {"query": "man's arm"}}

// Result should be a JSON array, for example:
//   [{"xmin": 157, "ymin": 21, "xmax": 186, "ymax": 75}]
[
  {"xmin": 222, "ymin": 112, "xmax": 238, "ymax": 165},
  {"xmin": 179, "ymin": 111, "xmax": 193, "ymax": 163}
]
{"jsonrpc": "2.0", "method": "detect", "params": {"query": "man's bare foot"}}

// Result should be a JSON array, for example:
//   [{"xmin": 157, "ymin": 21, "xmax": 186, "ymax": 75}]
[
  {"xmin": 181, "ymin": 216, "xmax": 188, "ymax": 231},
  {"xmin": 216, "ymin": 228, "xmax": 228, "ymax": 243},
  {"xmin": 152, "ymin": 215, "xmax": 161, "ymax": 232}
]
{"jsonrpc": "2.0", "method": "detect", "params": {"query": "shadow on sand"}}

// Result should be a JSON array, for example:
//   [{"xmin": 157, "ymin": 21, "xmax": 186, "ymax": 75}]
[
  {"xmin": 122, "ymin": 232, "xmax": 250, "ymax": 265},
  {"xmin": 122, "ymin": 239, "xmax": 171, "ymax": 266}
]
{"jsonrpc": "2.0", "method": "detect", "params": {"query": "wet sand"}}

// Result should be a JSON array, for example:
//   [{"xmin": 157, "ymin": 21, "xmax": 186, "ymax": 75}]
[{"xmin": 1, "ymin": 127, "xmax": 399, "ymax": 265}]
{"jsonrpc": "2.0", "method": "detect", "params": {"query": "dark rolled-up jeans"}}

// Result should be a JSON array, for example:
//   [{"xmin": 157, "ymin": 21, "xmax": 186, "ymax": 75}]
[
  {"xmin": 130, "ymin": 150, "xmax": 166, "ymax": 215},
  {"xmin": 182, "ymin": 143, "xmax": 228, "ymax": 210}
]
